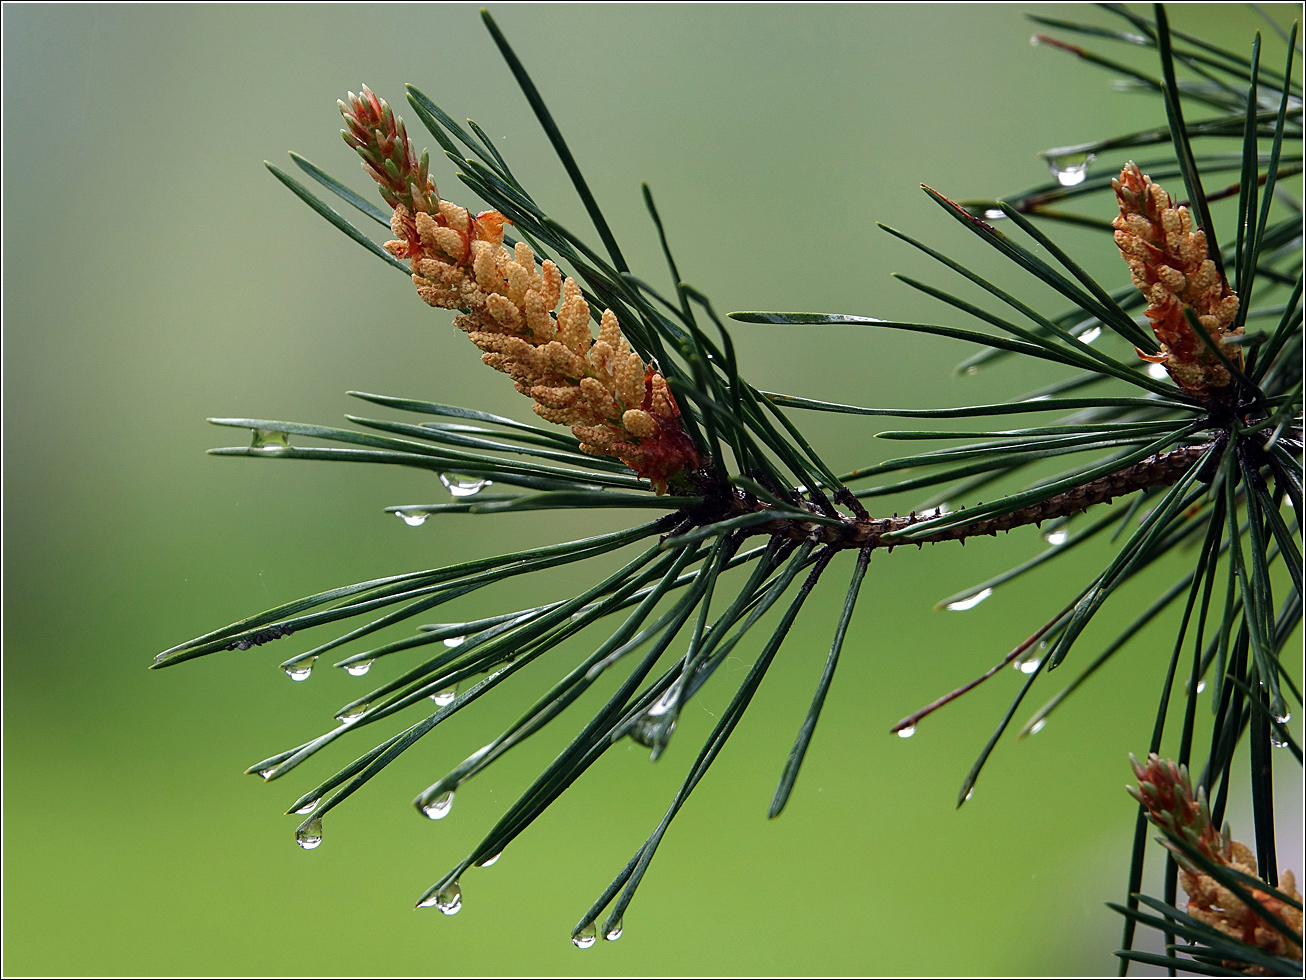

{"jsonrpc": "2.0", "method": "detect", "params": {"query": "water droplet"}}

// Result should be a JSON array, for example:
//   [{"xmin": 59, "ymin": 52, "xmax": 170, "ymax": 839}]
[
  {"xmin": 417, "ymin": 892, "xmax": 441, "ymax": 908},
  {"xmin": 1030, "ymin": 718, "xmax": 1047, "ymax": 734},
  {"xmin": 1043, "ymin": 529, "xmax": 1068, "ymax": 546},
  {"xmin": 572, "ymin": 924, "xmax": 597, "ymax": 949},
  {"xmin": 337, "ymin": 703, "xmax": 369, "ymax": 723},
  {"xmin": 430, "ymin": 685, "xmax": 458, "ymax": 706},
  {"xmin": 898, "ymin": 725, "xmax": 916, "ymax": 739},
  {"xmin": 443, "ymin": 636, "xmax": 465, "ymax": 648},
  {"xmin": 1021, "ymin": 658, "xmax": 1041, "ymax": 675},
  {"xmin": 1147, "ymin": 362, "xmax": 1169, "ymax": 379},
  {"xmin": 422, "ymin": 791, "xmax": 455, "ymax": 820},
  {"xmin": 1196, "ymin": 680, "xmax": 1207, "ymax": 694},
  {"xmin": 295, "ymin": 818, "xmax": 323, "ymax": 850},
  {"xmin": 963, "ymin": 788, "xmax": 974, "ymax": 802},
  {"xmin": 435, "ymin": 882, "xmax": 462, "ymax": 915},
  {"xmin": 344, "ymin": 659, "xmax": 374, "ymax": 677},
  {"xmin": 258, "ymin": 768, "xmax": 276, "ymax": 781},
  {"xmin": 283, "ymin": 658, "xmax": 316, "ymax": 682},
  {"xmin": 479, "ymin": 851, "xmax": 501, "ymax": 868},
  {"xmin": 1047, "ymin": 151, "xmax": 1095, "ymax": 187},
  {"xmin": 604, "ymin": 918, "xmax": 623, "ymax": 942},
  {"xmin": 1274, "ymin": 710, "xmax": 1292, "ymax": 725},
  {"xmin": 945, "ymin": 588, "xmax": 993, "ymax": 611},
  {"xmin": 440, "ymin": 473, "xmax": 491, "ymax": 498},
  {"xmin": 294, "ymin": 798, "xmax": 320, "ymax": 815},
  {"xmin": 250, "ymin": 428, "xmax": 291, "ymax": 456},
  {"xmin": 1270, "ymin": 731, "xmax": 1289, "ymax": 749},
  {"xmin": 1078, "ymin": 326, "xmax": 1102, "ymax": 345},
  {"xmin": 397, "ymin": 510, "xmax": 428, "ymax": 527},
  {"xmin": 966, "ymin": 365, "xmax": 980, "ymax": 376},
  {"xmin": 1012, "ymin": 657, "xmax": 1027, "ymax": 672},
  {"xmin": 983, "ymin": 208, "xmax": 1007, "ymax": 221}
]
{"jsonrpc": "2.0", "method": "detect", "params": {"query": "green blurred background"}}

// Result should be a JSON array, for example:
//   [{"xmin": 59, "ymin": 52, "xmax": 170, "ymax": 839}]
[{"xmin": 4, "ymin": 4, "xmax": 1300, "ymax": 975}]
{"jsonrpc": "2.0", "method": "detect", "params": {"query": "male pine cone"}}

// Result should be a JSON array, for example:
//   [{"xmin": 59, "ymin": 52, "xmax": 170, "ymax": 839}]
[
  {"xmin": 340, "ymin": 86, "xmax": 700, "ymax": 493},
  {"xmin": 1111, "ymin": 162, "xmax": 1243, "ymax": 399}
]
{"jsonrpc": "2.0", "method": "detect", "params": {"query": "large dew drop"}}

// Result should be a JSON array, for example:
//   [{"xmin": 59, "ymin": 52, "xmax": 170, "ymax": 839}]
[
  {"xmin": 1043, "ymin": 529, "xmax": 1068, "ymax": 547},
  {"xmin": 294, "ymin": 798, "xmax": 320, "ymax": 815},
  {"xmin": 1078, "ymin": 326, "xmax": 1102, "ymax": 345},
  {"xmin": 295, "ymin": 818, "xmax": 323, "ymax": 850},
  {"xmin": 479, "ymin": 851, "xmax": 502, "ymax": 868},
  {"xmin": 397, "ymin": 510, "xmax": 428, "ymax": 527},
  {"xmin": 1046, "ymin": 151, "xmax": 1095, "ymax": 186},
  {"xmin": 945, "ymin": 588, "xmax": 993, "ymax": 612},
  {"xmin": 898, "ymin": 725, "xmax": 916, "ymax": 739},
  {"xmin": 337, "ymin": 702, "xmax": 369, "ymax": 723},
  {"xmin": 604, "ymin": 917, "xmax": 624, "ymax": 942},
  {"xmin": 1020, "ymin": 658, "xmax": 1041, "ymax": 675},
  {"xmin": 250, "ymin": 428, "xmax": 291, "ymax": 455},
  {"xmin": 572, "ymin": 924, "xmax": 597, "ymax": 949},
  {"xmin": 436, "ymin": 882, "xmax": 462, "ymax": 916},
  {"xmin": 440, "ymin": 473, "xmax": 491, "ymax": 498},
  {"xmin": 344, "ymin": 659, "xmax": 374, "ymax": 677},
  {"xmin": 430, "ymin": 685, "xmax": 458, "ymax": 706},
  {"xmin": 422, "ymin": 791, "xmax": 455, "ymax": 820},
  {"xmin": 283, "ymin": 658, "xmax": 316, "ymax": 682},
  {"xmin": 1148, "ymin": 362, "xmax": 1170, "ymax": 379}
]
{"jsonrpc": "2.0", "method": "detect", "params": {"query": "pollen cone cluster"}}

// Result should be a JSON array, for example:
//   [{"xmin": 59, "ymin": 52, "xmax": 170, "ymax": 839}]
[
  {"xmin": 1129, "ymin": 753, "xmax": 1303, "ymax": 971},
  {"xmin": 1111, "ymin": 162, "xmax": 1242, "ymax": 398},
  {"xmin": 340, "ymin": 87, "xmax": 700, "ymax": 493}
]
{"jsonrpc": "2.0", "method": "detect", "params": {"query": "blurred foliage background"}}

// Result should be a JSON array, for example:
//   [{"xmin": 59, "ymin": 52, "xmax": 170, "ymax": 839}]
[{"xmin": 3, "ymin": 4, "xmax": 1300, "ymax": 975}]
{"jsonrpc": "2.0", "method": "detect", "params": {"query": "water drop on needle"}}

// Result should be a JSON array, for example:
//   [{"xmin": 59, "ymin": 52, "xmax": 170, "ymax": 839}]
[
  {"xmin": 283, "ymin": 658, "xmax": 316, "ymax": 681},
  {"xmin": 604, "ymin": 917, "xmax": 623, "ymax": 942},
  {"xmin": 898, "ymin": 725, "xmax": 916, "ymax": 739},
  {"xmin": 250, "ymin": 428, "xmax": 291, "ymax": 455},
  {"xmin": 294, "ymin": 798, "xmax": 320, "ymax": 815},
  {"xmin": 430, "ymin": 685, "xmax": 458, "ymax": 706},
  {"xmin": 1078, "ymin": 326, "xmax": 1101, "ymax": 345},
  {"xmin": 572, "ymin": 924, "xmax": 597, "ymax": 949},
  {"xmin": 443, "ymin": 636, "xmax": 465, "ymax": 648},
  {"xmin": 422, "ymin": 791, "xmax": 455, "ymax": 820},
  {"xmin": 1043, "ymin": 529, "xmax": 1068, "ymax": 546},
  {"xmin": 440, "ymin": 473, "xmax": 491, "ymax": 498},
  {"xmin": 337, "ymin": 703, "xmax": 368, "ymax": 723},
  {"xmin": 1030, "ymin": 718, "xmax": 1047, "ymax": 734},
  {"xmin": 435, "ymin": 882, "xmax": 462, "ymax": 915},
  {"xmin": 1020, "ymin": 658, "xmax": 1041, "ymax": 674},
  {"xmin": 1047, "ymin": 151, "xmax": 1095, "ymax": 186},
  {"xmin": 295, "ymin": 818, "xmax": 323, "ymax": 850},
  {"xmin": 344, "ymin": 659, "xmax": 374, "ymax": 677},
  {"xmin": 945, "ymin": 588, "xmax": 992, "ymax": 611},
  {"xmin": 397, "ymin": 510, "xmax": 428, "ymax": 527},
  {"xmin": 479, "ymin": 851, "xmax": 501, "ymax": 868}
]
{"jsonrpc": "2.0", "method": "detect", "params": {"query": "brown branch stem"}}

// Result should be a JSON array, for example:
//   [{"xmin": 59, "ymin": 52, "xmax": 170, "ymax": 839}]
[{"xmin": 740, "ymin": 443, "xmax": 1214, "ymax": 551}]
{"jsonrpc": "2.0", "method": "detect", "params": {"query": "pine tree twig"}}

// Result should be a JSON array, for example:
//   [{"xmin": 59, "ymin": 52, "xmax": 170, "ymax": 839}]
[{"xmin": 730, "ymin": 443, "xmax": 1216, "ymax": 550}]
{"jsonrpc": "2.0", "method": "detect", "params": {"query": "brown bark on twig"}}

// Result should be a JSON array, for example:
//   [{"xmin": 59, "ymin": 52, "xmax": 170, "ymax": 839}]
[{"xmin": 739, "ymin": 443, "xmax": 1214, "ymax": 551}]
